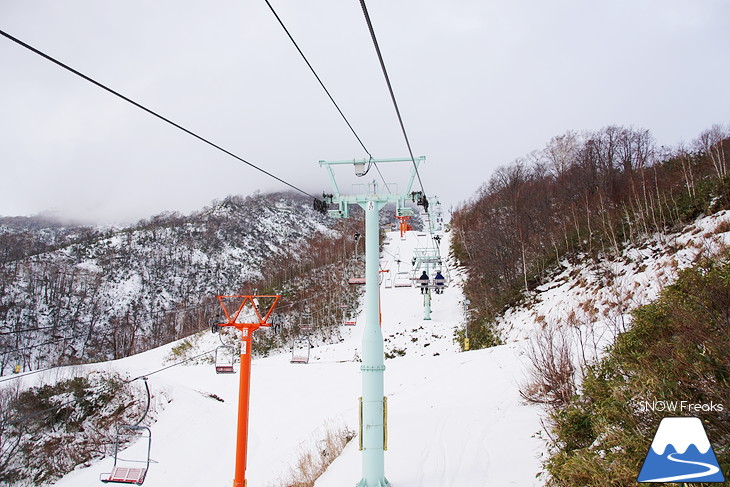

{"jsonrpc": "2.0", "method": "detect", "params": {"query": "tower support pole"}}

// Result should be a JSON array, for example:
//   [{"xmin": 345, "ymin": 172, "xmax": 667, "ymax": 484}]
[
  {"xmin": 318, "ymin": 156, "xmax": 425, "ymax": 487},
  {"xmin": 423, "ymin": 289, "xmax": 432, "ymax": 320},
  {"xmin": 233, "ymin": 327, "xmax": 253, "ymax": 487},
  {"xmin": 215, "ymin": 295, "xmax": 280, "ymax": 487},
  {"xmin": 357, "ymin": 199, "xmax": 390, "ymax": 487}
]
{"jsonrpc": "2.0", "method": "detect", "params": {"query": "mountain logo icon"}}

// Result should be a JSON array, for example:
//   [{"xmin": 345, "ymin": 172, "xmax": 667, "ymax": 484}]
[{"xmin": 638, "ymin": 417, "xmax": 725, "ymax": 483}]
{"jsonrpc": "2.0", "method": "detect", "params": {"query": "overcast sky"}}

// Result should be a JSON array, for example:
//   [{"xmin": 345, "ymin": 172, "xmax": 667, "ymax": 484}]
[{"xmin": 1, "ymin": 0, "xmax": 729, "ymax": 224}]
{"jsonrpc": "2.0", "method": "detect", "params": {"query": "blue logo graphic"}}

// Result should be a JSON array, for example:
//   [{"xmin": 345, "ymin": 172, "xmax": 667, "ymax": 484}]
[{"xmin": 638, "ymin": 417, "xmax": 725, "ymax": 483}]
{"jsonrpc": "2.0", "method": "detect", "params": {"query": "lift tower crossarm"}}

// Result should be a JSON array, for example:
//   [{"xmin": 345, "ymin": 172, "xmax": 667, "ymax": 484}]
[{"xmin": 319, "ymin": 156, "xmax": 425, "ymax": 198}]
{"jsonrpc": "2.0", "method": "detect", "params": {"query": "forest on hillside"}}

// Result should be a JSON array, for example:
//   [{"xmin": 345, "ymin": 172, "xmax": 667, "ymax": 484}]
[
  {"xmin": 451, "ymin": 123, "xmax": 730, "ymax": 485},
  {"xmin": 452, "ymin": 123, "xmax": 730, "ymax": 349},
  {"xmin": 0, "ymin": 192, "xmax": 411, "ymax": 373},
  {"xmin": 542, "ymin": 253, "xmax": 730, "ymax": 485}
]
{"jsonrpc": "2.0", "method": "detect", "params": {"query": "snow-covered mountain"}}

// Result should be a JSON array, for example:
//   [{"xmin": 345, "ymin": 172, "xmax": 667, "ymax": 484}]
[{"xmin": 0, "ymin": 192, "xmax": 337, "ymax": 373}]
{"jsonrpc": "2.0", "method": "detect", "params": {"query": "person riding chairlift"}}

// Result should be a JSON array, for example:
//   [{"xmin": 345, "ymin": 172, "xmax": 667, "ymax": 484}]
[
  {"xmin": 434, "ymin": 271, "xmax": 445, "ymax": 294},
  {"xmin": 419, "ymin": 271, "xmax": 429, "ymax": 294}
]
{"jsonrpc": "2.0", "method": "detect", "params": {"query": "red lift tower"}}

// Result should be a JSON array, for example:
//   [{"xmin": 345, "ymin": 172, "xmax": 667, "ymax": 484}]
[{"xmin": 215, "ymin": 294, "xmax": 281, "ymax": 487}]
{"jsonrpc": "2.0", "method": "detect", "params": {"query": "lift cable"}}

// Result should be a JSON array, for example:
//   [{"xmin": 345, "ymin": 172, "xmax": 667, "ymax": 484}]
[
  {"xmin": 373, "ymin": 162, "xmax": 393, "ymax": 194},
  {"xmin": 5, "ymin": 348, "xmax": 216, "ymax": 426},
  {"xmin": 0, "ymin": 277, "xmax": 347, "ymax": 360},
  {"xmin": 0, "ymin": 323, "xmax": 73, "ymax": 336},
  {"xmin": 0, "ymin": 338, "xmax": 67, "ymax": 356},
  {"xmin": 357, "ymin": 0, "xmax": 426, "ymax": 196},
  {"xmin": 0, "ymin": 299, "xmax": 220, "ymax": 337},
  {"xmin": 0, "ymin": 366, "xmax": 54, "ymax": 384},
  {"xmin": 262, "ymin": 0, "xmax": 372, "ymax": 160},
  {"xmin": 0, "ymin": 28, "xmax": 321, "ymax": 203},
  {"xmin": 262, "ymin": 1, "xmax": 392, "ymax": 194}
]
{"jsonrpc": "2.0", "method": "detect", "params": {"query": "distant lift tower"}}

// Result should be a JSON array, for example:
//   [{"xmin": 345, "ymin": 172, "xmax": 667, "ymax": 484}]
[
  {"xmin": 320, "ymin": 156, "xmax": 426, "ymax": 487},
  {"xmin": 412, "ymin": 246, "xmax": 442, "ymax": 320}
]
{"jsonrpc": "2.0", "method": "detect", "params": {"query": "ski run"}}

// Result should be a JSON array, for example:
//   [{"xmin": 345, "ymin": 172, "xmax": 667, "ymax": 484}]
[{"xmin": 10, "ymin": 208, "xmax": 730, "ymax": 486}]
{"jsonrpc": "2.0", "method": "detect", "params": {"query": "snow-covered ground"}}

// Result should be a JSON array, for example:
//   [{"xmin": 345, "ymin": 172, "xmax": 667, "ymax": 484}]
[
  {"xmin": 30, "ymin": 228, "xmax": 543, "ymax": 487},
  {"xmin": 17, "ymin": 209, "xmax": 730, "ymax": 486},
  {"xmin": 497, "ymin": 210, "xmax": 730, "ymax": 368}
]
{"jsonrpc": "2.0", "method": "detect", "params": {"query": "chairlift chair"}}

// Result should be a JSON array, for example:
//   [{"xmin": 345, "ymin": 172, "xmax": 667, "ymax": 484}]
[
  {"xmin": 384, "ymin": 272, "xmax": 394, "ymax": 288},
  {"xmin": 350, "ymin": 268, "xmax": 388, "ymax": 286},
  {"xmin": 393, "ymin": 271, "xmax": 412, "ymax": 288},
  {"xmin": 290, "ymin": 338, "xmax": 311, "ymax": 364},
  {"xmin": 100, "ymin": 425, "xmax": 152, "ymax": 485},
  {"xmin": 410, "ymin": 246, "xmax": 451, "ymax": 293},
  {"xmin": 432, "ymin": 269, "xmax": 448, "ymax": 294},
  {"xmin": 300, "ymin": 312, "xmax": 313, "ymax": 332},
  {"xmin": 214, "ymin": 345, "xmax": 236, "ymax": 374},
  {"xmin": 100, "ymin": 378, "xmax": 152, "ymax": 485},
  {"xmin": 341, "ymin": 306, "xmax": 357, "ymax": 326}
]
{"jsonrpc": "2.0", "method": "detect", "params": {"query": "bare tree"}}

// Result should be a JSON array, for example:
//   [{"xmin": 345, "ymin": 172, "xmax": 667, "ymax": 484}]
[{"xmin": 694, "ymin": 124, "xmax": 728, "ymax": 179}]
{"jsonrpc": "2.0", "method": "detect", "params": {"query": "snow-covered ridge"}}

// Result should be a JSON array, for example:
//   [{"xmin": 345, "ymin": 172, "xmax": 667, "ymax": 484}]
[
  {"xmin": 0, "ymin": 192, "xmax": 334, "ymax": 372},
  {"xmin": 497, "ymin": 210, "xmax": 730, "ymax": 355}
]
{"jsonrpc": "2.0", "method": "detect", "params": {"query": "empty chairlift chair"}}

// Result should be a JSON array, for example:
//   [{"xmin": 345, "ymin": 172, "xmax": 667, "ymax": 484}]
[
  {"xmin": 341, "ymin": 305, "xmax": 356, "ymax": 326},
  {"xmin": 100, "ymin": 425, "xmax": 152, "ymax": 485},
  {"xmin": 100, "ymin": 379, "xmax": 153, "ymax": 485},
  {"xmin": 290, "ymin": 338, "xmax": 311, "ymax": 364},
  {"xmin": 214, "ymin": 345, "xmax": 236, "ymax": 374},
  {"xmin": 393, "ymin": 271, "xmax": 412, "ymax": 288},
  {"xmin": 299, "ymin": 312, "xmax": 313, "ymax": 332}
]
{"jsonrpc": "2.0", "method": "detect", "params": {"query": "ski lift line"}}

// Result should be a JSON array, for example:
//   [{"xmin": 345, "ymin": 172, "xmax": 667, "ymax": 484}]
[
  {"xmin": 0, "ymin": 302, "xmax": 215, "ymax": 336},
  {"xmin": 262, "ymin": 0, "xmax": 373, "ymax": 160},
  {"xmin": 0, "ymin": 337, "xmax": 67, "ymax": 356},
  {"xmin": 1, "ymin": 279, "xmax": 352, "ymax": 363},
  {"xmin": 0, "ymin": 365, "xmax": 54, "ymax": 384},
  {"xmin": 0, "ymin": 300, "xmax": 220, "ymax": 338},
  {"xmin": 373, "ymin": 162, "xmax": 393, "ymax": 194},
  {"xmin": 5, "ymin": 348, "xmax": 216, "ymax": 426},
  {"xmin": 0, "ymin": 28, "xmax": 322, "ymax": 204},
  {"xmin": 261, "ymin": 0, "xmax": 396, "ymax": 195},
  {"xmin": 128, "ymin": 348, "xmax": 216, "ymax": 382},
  {"xmin": 0, "ymin": 323, "xmax": 74, "ymax": 336},
  {"xmin": 357, "ymin": 0, "xmax": 426, "ymax": 195}
]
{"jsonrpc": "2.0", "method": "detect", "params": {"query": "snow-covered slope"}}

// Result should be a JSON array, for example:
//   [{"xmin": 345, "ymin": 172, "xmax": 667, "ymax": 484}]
[
  {"xmin": 33, "ymin": 228, "xmax": 542, "ymax": 487},
  {"xmin": 18, "ymin": 210, "xmax": 730, "ymax": 486},
  {"xmin": 496, "ymin": 209, "xmax": 730, "ymax": 370}
]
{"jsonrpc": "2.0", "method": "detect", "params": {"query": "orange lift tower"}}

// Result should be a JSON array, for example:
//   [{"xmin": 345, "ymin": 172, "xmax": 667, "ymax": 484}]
[{"xmin": 216, "ymin": 294, "xmax": 281, "ymax": 487}]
